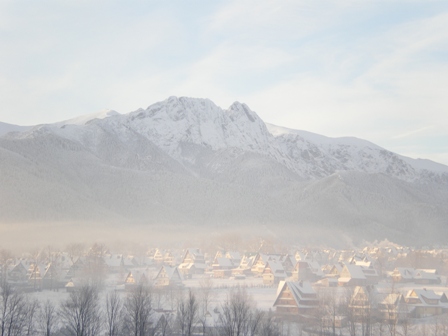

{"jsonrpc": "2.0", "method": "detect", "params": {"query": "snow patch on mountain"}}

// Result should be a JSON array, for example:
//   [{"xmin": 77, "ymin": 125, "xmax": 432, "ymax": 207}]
[{"xmin": 54, "ymin": 109, "xmax": 120, "ymax": 127}]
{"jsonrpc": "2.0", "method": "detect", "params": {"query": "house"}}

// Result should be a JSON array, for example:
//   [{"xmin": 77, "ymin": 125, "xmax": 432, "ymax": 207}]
[
  {"xmin": 281, "ymin": 255, "xmax": 296, "ymax": 276},
  {"xmin": 273, "ymin": 280, "xmax": 319, "ymax": 316},
  {"xmin": 292, "ymin": 260, "xmax": 323, "ymax": 282},
  {"xmin": 326, "ymin": 263, "xmax": 344, "ymax": 278},
  {"xmin": 163, "ymin": 251, "xmax": 175, "ymax": 266},
  {"xmin": 8, "ymin": 261, "xmax": 28, "ymax": 284},
  {"xmin": 103, "ymin": 254, "xmax": 123, "ymax": 273},
  {"xmin": 414, "ymin": 269, "xmax": 440, "ymax": 284},
  {"xmin": 405, "ymin": 288, "xmax": 444, "ymax": 318},
  {"xmin": 391, "ymin": 268, "xmax": 415, "ymax": 283},
  {"xmin": 378, "ymin": 293, "xmax": 409, "ymax": 321},
  {"xmin": 262, "ymin": 261, "xmax": 287, "ymax": 285},
  {"xmin": 212, "ymin": 258, "xmax": 234, "ymax": 278},
  {"xmin": 338, "ymin": 264, "xmax": 366, "ymax": 286},
  {"xmin": 391, "ymin": 268, "xmax": 440, "ymax": 284},
  {"xmin": 153, "ymin": 249, "xmax": 164, "ymax": 264},
  {"xmin": 153, "ymin": 265, "xmax": 182, "ymax": 287},
  {"xmin": 251, "ymin": 253, "xmax": 283, "ymax": 276},
  {"xmin": 42, "ymin": 262, "xmax": 63, "ymax": 290},
  {"xmin": 349, "ymin": 286, "xmax": 378, "ymax": 321},
  {"xmin": 178, "ymin": 248, "xmax": 206, "ymax": 277},
  {"xmin": 65, "ymin": 257, "xmax": 85, "ymax": 279},
  {"xmin": 232, "ymin": 254, "xmax": 256, "ymax": 276},
  {"xmin": 124, "ymin": 270, "xmax": 149, "ymax": 291},
  {"xmin": 28, "ymin": 264, "xmax": 43, "ymax": 290}
]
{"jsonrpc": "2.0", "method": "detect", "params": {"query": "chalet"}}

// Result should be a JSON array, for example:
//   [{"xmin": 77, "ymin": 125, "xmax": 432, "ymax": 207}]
[
  {"xmin": 378, "ymin": 293, "xmax": 409, "ymax": 321},
  {"xmin": 405, "ymin": 289, "xmax": 444, "ymax": 318},
  {"xmin": 391, "ymin": 268, "xmax": 414, "ymax": 283},
  {"xmin": 212, "ymin": 258, "xmax": 234, "ymax": 278},
  {"xmin": 153, "ymin": 249, "xmax": 164, "ymax": 264},
  {"xmin": 103, "ymin": 254, "xmax": 123, "ymax": 273},
  {"xmin": 349, "ymin": 286, "xmax": 378, "ymax": 321},
  {"xmin": 251, "ymin": 253, "xmax": 283, "ymax": 276},
  {"xmin": 178, "ymin": 248, "xmax": 206, "ymax": 277},
  {"xmin": 391, "ymin": 268, "xmax": 440, "ymax": 284},
  {"xmin": 326, "ymin": 262, "xmax": 344, "ymax": 278},
  {"xmin": 42, "ymin": 262, "xmax": 63, "ymax": 290},
  {"xmin": 28, "ymin": 264, "xmax": 43, "ymax": 290},
  {"xmin": 232, "ymin": 254, "xmax": 256, "ymax": 276},
  {"xmin": 273, "ymin": 281, "xmax": 319, "ymax": 317},
  {"xmin": 153, "ymin": 265, "xmax": 182, "ymax": 287},
  {"xmin": 8, "ymin": 261, "xmax": 28, "ymax": 284},
  {"xmin": 122, "ymin": 256, "xmax": 139, "ymax": 269},
  {"xmin": 262, "ymin": 261, "xmax": 287, "ymax": 285},
  {"xmin": 414, "ymin": 269, "xmax": 440, "ymax": 284},
  {"xmin": 280, "ymin": 255, "xmax": 296, "ymax": 276},
  {"xmin": 124, "ymin": 270, "xmax": 149, "ymax": 291},
  {"xmin": 338, "ymin": 264, "xmax": 366, "ymax": 286},
  {"xmin": 292, "ymin": 260, "xmax": 323, "ymax": 282},
  {"xmin": 225, "ymin": 251, "xmax": 242, "ymax": 265},
  {"xmin": 163, "ymin": 251, "xmax": 175, "ymax": 266},
  {"xmin": 65, "ymin": 257, "xmax": 85, "ymax": 279}
]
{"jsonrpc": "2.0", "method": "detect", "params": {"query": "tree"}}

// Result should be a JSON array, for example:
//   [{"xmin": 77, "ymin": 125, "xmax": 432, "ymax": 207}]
[
  {"xmin": 176, "ymin": 289, "xmax": 198, "ymax": 336},
  {"xmin": 0, "ymin": 281, "xmax": 32, "ymax": 336},
  {"xmin": 123, "ymin": 283, "xmax": 153, "ymax": 336},
  {"xmin": 105, "ymin": 291, "xmax": 123, "ymax": 336},
  {"xmin": 217, "ymin": 287, "xmax": 263, "ymax": 336},
  {"xmin": 198, "ymin": 277, "xmax": 215, "ymax": 335},
  {"xmin": 24, "ymin": 298, "xmax": 39, "ymax": 336},
  {"xmin": 259, "ymin": 310, "xmax": 280, "ymax": 336},
  {"xmin": 59, "ymin": 284, "xmax": 102, "ymax": 336},
  {"xmin": 38, "ymin": 300, "xmax": 58, "ymax": 336}
]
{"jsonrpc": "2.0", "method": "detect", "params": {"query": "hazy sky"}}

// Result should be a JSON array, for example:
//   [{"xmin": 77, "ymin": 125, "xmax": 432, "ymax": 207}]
[{"xmin": 1, "ymin": 1, "xmax": 448, "ymax": 165}]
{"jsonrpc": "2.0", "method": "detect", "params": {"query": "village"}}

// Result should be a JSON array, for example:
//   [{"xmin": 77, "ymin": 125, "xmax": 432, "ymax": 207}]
[{"xmin": 1, "ymin": 239, "xmax": 448, "ymax": 335}]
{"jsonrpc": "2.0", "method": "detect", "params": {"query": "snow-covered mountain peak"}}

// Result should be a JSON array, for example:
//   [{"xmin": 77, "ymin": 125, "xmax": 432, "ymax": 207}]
[{"xmin": 227, "ymin": 101, "xmax": 259, "ymax": 123}]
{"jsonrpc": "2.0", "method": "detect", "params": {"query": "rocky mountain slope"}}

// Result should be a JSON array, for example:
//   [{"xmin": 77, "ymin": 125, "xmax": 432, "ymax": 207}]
[{"xmin": 1, "ymin": 97, "xmax": 447, "ymax": 246}]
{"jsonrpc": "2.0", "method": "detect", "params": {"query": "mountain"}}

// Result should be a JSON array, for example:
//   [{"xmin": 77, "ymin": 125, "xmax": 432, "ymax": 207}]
[
  {"xmin": 1, "ymin": 96, "xmax": 447, "ymax": 246},
  {"xmin": 0, "ymin": 121, "xmax": 32, "ymax": 136}
]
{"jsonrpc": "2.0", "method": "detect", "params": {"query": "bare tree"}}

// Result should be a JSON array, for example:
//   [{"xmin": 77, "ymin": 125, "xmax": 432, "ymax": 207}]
[
  {"xmin": 59, "ymin": 284, "xmax": 102, "ymax": 336},
  {"xmin": 66, "ymin": 243, "xmax": 86, "ymax": 264},
  {"xmin": 105, "ymin": 291, "xmax": 123, "ymax": 336},
  {"xmin": 123, "ymin": 283, "xmax": 153, "ymax": 336},
  {"xmin": 156, "ymin": 313, "xmax": 174, "ymax": 336},
  {"xmin": 198, "ymin": 277, "xmax": 215, "ymax": 335},
  {"xmin": 316, "ymin": 287, "xmax": 340, "ymax": 336},
  {"xmin": 38, "ymin": 300, "xmax": 58, "ymax": 336},
  {"xmin": 259, "ymin": 310, "xmax": 280, "ymax": 336},
  {"xmin": 24, "ymin": 298, "xmax": 40, "ymax": 336},
  {"xmin": 217, "ymin": 287, "xmax": 263, "ymax": 336},
  {"xmin": 176, "ymin": 289, "xmax": 198, "ymax": 336},
  {"xmin": 0, "ymin": 281, "xmax": 31, "ymax": 336}
]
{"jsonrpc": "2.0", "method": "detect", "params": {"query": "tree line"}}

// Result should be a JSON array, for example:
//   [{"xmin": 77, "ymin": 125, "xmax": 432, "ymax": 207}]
[{"xmin": 0, "ymin": 281, "xmax": 281, "ymax": 336}]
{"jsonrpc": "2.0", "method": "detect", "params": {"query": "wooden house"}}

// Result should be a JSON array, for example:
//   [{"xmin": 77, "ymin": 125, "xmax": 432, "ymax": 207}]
[
  {"xmin": 349, "ymin": 286, "xmax": 378, "ymax": 321},
  {"xmin": 262, "ymin": 261, "xmax": 287, "ymax": 285},
  {"xmin": 378, "ymin": 293, "xmax": 409, "ymax": 321},
  {"xmin": 273, "ymin": 280, "xmax": 319, "ymax": 316},
  {"xmin": 178, "ymin": 248, "xmax": 206, "ymax": 277},
  {"xmin": 8, "ymin": 261, "xmax": 28, "ymax": 284},
  {"xmin": 212, "ymin": 258, "xmax": 234, "ymax": 278},
  {"xmin": 292, "ymin": 260, "xmax": 323, "ymax": 282},
  {"xmin": 153, "ymin": 265, "xmax": 182, "ymax": 287},
  {"xmin": 28, "ymin": 264, "xmax": 43, "ymax": 290},
  {"xmin": 405, "ymin": 289, "xmax": 444, "ymax": 318}
]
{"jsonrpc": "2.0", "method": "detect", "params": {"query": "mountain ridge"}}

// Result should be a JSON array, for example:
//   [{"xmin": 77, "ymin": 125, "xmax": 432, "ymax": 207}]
[{"xmin": 1, "ymin": 96, "xmax": 447, "ymax": 246}]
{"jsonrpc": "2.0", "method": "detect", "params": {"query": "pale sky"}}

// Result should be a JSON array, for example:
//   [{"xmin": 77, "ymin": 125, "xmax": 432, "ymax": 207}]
[{"xmin": 1, "ymin": 1, "xmax": 448, "ymax": 165}]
